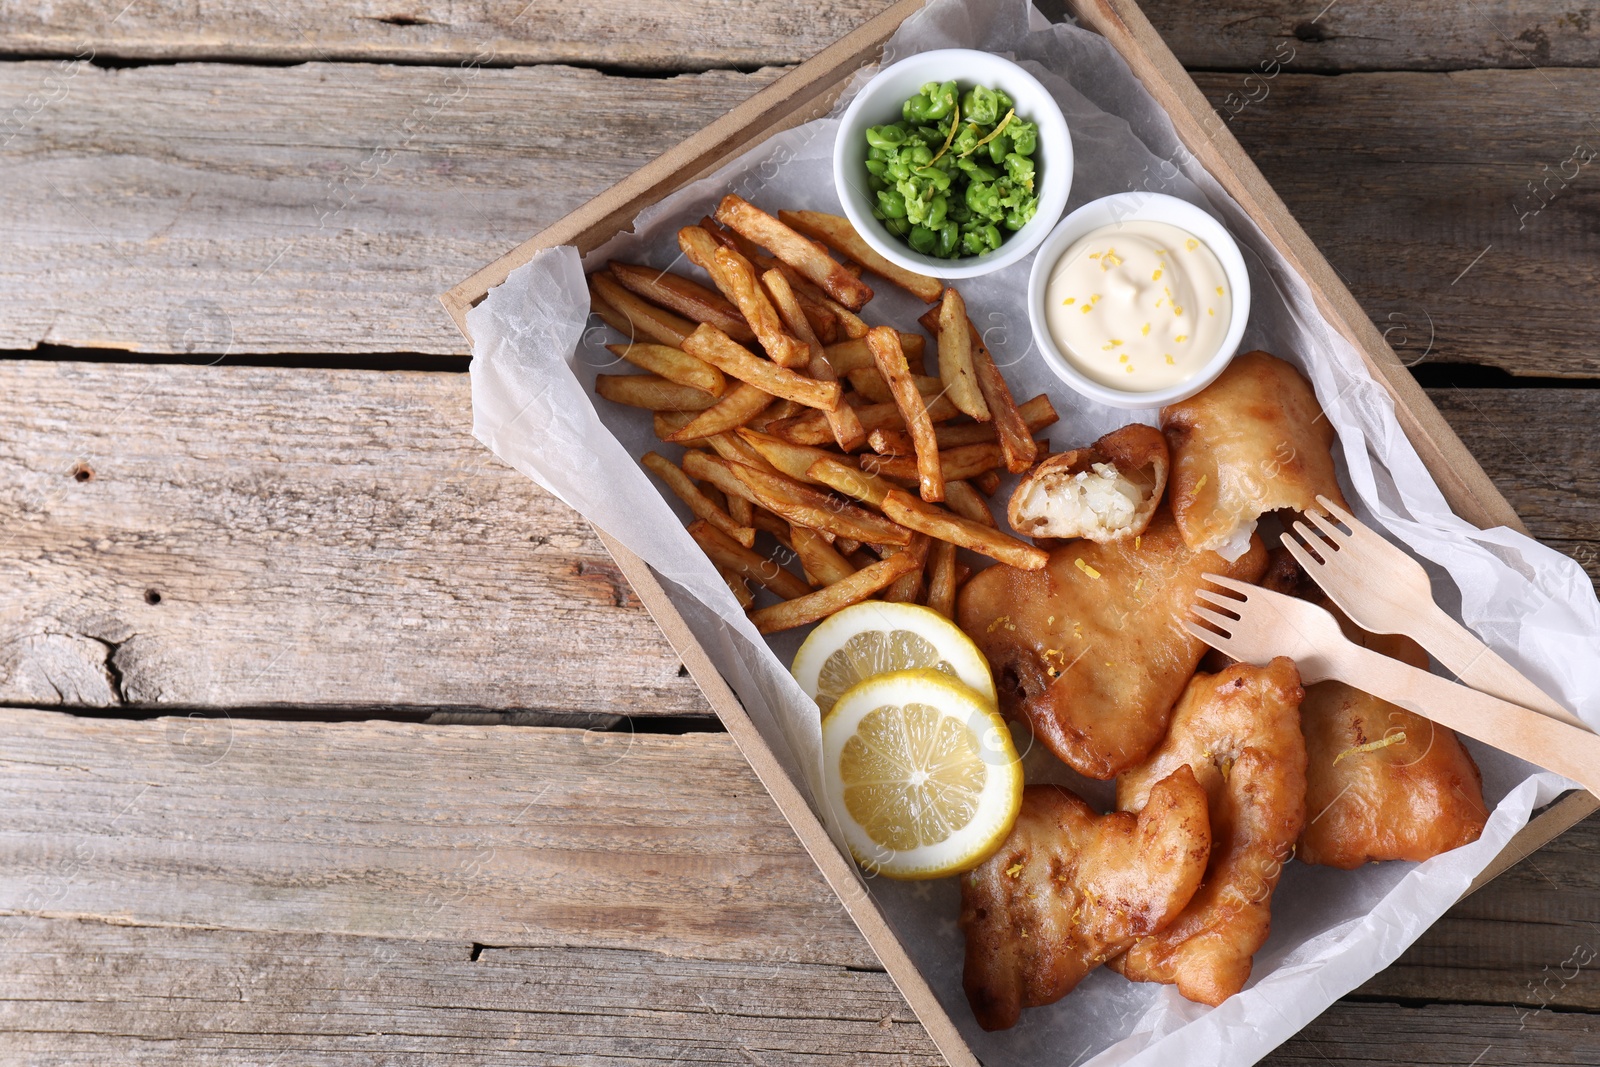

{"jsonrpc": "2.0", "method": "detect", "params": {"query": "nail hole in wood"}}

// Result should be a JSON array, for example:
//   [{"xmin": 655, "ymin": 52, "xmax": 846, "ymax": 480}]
[
  {"xmin": 72, "ymin": 463, "xmax": 94, "ymax": 482},
  {"xmin": 145, "ymin": 589, "xmax": 163, "ymax": 605}
]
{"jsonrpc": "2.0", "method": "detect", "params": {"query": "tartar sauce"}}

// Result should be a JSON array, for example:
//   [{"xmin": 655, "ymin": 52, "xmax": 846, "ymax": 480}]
[{"xmin": 1042, "ymin": 219, "xmax": 1231, "ymax": 391}]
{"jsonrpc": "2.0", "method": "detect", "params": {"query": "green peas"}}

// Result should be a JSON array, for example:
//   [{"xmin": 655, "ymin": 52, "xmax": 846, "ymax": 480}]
[{"xmin": 862, "ymin": 81, "xmax": 1042, "ymax": 259}]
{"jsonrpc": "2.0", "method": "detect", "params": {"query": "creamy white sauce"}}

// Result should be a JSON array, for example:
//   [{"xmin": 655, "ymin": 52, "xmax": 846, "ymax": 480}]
[{"xmin": 1042, "ymin": 219, "xmax": 1232, "ymax": 391}]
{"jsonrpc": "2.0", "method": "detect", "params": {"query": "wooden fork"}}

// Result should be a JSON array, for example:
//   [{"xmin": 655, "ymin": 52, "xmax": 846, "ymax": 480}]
[
  {"xmin": 1189, "ymin": 575, "xmax": 1600, "ymax": 795},
  {"xmin": 1281, "ymin": 494, "xmax": 1587, "ymax": 731}
]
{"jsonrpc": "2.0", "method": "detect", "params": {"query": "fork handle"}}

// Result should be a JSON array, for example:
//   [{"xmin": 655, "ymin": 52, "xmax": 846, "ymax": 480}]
[
  {"xmin": 1330, "ymin": 641, "xmax": 1600, "ymax": 795},
  {"xmin": 1412, "ymin": 601, "xmax": 1590, "ymax": 731}
]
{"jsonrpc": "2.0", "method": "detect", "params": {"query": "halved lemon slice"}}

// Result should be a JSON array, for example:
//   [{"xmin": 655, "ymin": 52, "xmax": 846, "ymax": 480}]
[
  {"xmin": 791, "ymin": 601, "xmax": 995, "ymax": 715},
  {"xmin": 821, "ymin": 668, "xmax": 1022, "ymax": 880}
]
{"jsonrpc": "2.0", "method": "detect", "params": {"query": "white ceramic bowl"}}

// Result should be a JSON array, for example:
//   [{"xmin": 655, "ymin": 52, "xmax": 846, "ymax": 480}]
[
  {"xmin": 1025, "ymin": 192, "xmax": 1252, "ymax": 409},
  {"xmin": 832, "ymin": 48, "xmax": 1073, "ymax": 280}
]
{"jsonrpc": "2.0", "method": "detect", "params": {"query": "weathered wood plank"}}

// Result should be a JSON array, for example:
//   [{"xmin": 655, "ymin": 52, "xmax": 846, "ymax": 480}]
[
  {"xmin": 0, "ymin": 917, "xmax": 938, "ymax": 1063},
  {"xmin": 1195, "ymin": 69, "xmax": 1600, "ymax": 378},
  {"xmin": 3, "ymin": 913, "xmax": 1598, "ymax": 1065},
  {"xmin": 1141, "ymin": 0, "xmax": 1600, "ymax": 73},
  {"xmin": 3, "ymin": 703, "xmax": 1598, "ymax": 1002},
  {"xmin": 0, "ymin": 0, "xmax": 893, "ymax": 71},
  {"xmin": 0, "ymin": 60, "xmax": 780, "ymax": 356},
  {"xmin": 2, "ymin": 0, "xmax": 1590, "ymax": 74},
  {"xmin": 2, "ymin": 362, "xmax": 1593, "ymax": 712},
  {"xmin": 0, "ymin": 359, "xmax": 706, "ymax": 714},
  {"xmin": 0, "ymin": 707, "xmax": 877, "ymax": 969},
  {"xmin": 4, "ymin": 59, "xmax": 1599, "ymax": 377}
]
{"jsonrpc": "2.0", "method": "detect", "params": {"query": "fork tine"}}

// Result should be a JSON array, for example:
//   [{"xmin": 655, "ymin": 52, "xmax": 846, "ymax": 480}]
[
  {"xmin": 1281, "ymin": 530, "xmax": 1327, "ymax": 574},
  {"xmin": 1288, "ymin": 519, "xmax": 1336, "ymax": 561},
  {"xmin": 1194, "ymin": 588, "xmax": 1244, "ymax": 611},
  {"xmin": 1189, "ymin": 605, "xmax": 1239, "ymax": 633},
  {"xmin": 1182, "ymin": 618, "xmax": 1235, "ymax": 651},
  {"xmin": 1316, "ymin": 494, "xmax": 1357, "ymax": 528},
  {"xmin": 1301, "ymin": 507, "xmax": 1349, "ymax": 544},
  {"xmin": 1199, "ymin": 572, "xmax": 1257, "ymax": 596}
]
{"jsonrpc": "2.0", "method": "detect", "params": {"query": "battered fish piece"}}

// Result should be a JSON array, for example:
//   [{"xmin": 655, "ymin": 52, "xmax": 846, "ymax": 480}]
[
  {"xmin": 1111, "ymin": 658, "xmax": 1307, "ymax": 1006},
  {"xmin": 1161, "ymin": 351, "xmax": 1349, "ymax": 558},
  {"xmin": 1007, "ymin": 422, "xmax": 1169, "ymax": 544},
  {"xmin": 958, "ymin": 506, "xmax": 1268, "ymax": 779},
  {"xmin": 1260, "ymin": 553, "xmax": 1488, "ymax": 869},
  {"xmin": 960, "ymin": 768, "xmax": 1211, "ymax": 1031}
]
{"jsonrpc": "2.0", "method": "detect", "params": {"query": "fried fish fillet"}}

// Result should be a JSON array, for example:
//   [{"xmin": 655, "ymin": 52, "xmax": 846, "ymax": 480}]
[
  {"xmin": 1007, "ymin": 422, "xmax": 1169, "ymax": 544},
  {"xmin": 1161, "ymin": 351, "xmax": 1349, "ymax": 558},
  {"xmin": 960, "ymin": 768, "xmax": 1211, "ymax": 1031},
  {"xmin": 1111, "ymin": 658, "xmax": 1307, "ymax": 1006},
  {"xmin": 957, "ymin": 506, "xmax": 1268, "ymax": 779},
  {"xmin": 1259, "ymin": 552, "xmax": 1489, "ymax": 869}
]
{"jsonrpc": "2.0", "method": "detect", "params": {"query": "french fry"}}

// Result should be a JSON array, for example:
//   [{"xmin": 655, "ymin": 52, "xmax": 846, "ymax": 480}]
[
  {"xmin": 778, "ymin": 210, "xmax": 943, "ymax": 303},
  {"xmin": 705, "ymin": 217, "xmax": 842, "ymax": 344},
  {"xmin": 766, "ymin": 394, "xmax": 961, "ymax": 446},
  {"xmin": 655, "ymin": 409, "xmax": 706, "ymax": 444},
  {"xmin": 749, "ymin": 505, "xmax": 793, "ymax": 547},
  {"xmin": 664, "ymin": 381, "xmax": 774, "ymax": 442},
  {"xmin": 596, "ymin": 373, "xmax": 718, "ymax": 411},
  {"xmin": 845, "ymin": 368, "xmax": 945, "ymax": 405},
  {"xmin": 608, "ymin": 261, "xmax": 754, "ymax": 343},
  {"xmin": 834, "ymin": 536, "xmax": 861, "ymax": 555},
  {"xmin": 968, "ymin": 320, "xmax": 1037, "ymax": 472},
  {"xmin": 764, "ymin": 268, "xmax": 867, "ymax": 451},
  {"xmin": 748, "ymin": 545, "xmax": 926, "ymax": 633},
  {"xmin": 683, "ymin": 449, "xmax": 763, "ymax": 508},
  {"xmin": 705, "ymin": 430, "xmax": 779, "ymax": 473},
  {"xmin": 867, "ymin": 326, "xmax": 944, "ymax": 503},
  {"xmin": 590, "ymin": 271, "xmax": 696, "ymax": 346},
  {"xmin": 819, "ymin": 334, "xmax": 925, "ymax": 375},
  {"xmin": 924, "ymin": 539, "xmax": 958, "ymax": 618},
  {"xmin": 729, "ymin": 461, "xmax": 913, "ymax": 547},
  {"xmin": 681, "ymin": 324, "xmax": 841, "ymax": 412},
  {"xmin": 881, "ymin": 489, "xmax": 1049, "ymax": 571},
  {"xmin": 936, "ymin": 287, "xmax": 990, "ymax": 421},
  {"xmin": 715, "ymin": 195, "xmax": 874, "ymax": 310},
  {"xmin": 688, "ymin": 520, "xmax": 812, "ymax": 600},
  {"xmin": 943, "ymin": 479, "xmax": 997, "ymax": 528},
  {"xmin": 867, "ymin": 428, "xmax": 915, "ymax": 455},
  {"xmin": 791, "ymin": 525, "xmax": 857, "ymax": 586},
  {"xmin": 641, "ymin": 452, "xmax": 756, "ymax": 547},
  {"xmin": 711, "ymin": 246, "xmax": 811, "ymax": 368},
  {"xmin": 973, "ymin": 469, "xmax": 1002, "ymax": 496},
  {"xmin": 747, "ymin": 397, "xmax": 803, "ymax": 431},
  {"xmin": 606, "ymin": 341, "xmax": 725, "ymax": 396},
  {"xmin": 934, "ymin": 394, "xmax": 1059, "ymax": 449},
  {"xmin": 736, "ymin": 428, "xmax": 845, "ymax": 484},
  {"xmin": 881, "ymin": 535, "xmax": 931, "ymax": 603},
  {"xmin": 825, "ymin": 297, "xmax": 870, "ymax": 339},
  {"xmin": 867, "ymin": 442, "xmax": 1005, "ymax": 483},
  {"xmin": 719, "ymin": 565, "xmax": 755, "ymax": 608},
  {"xmin": 805, "ymin": 454, "xmax": 896, "ymax": 508}
]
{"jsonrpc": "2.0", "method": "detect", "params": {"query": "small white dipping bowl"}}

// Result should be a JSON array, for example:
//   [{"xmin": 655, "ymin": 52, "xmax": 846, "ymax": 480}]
[
  {"xmin": 1026, "ymin": 192, "xmax": 1252, "ymax": 409},
  {"xmin": 833, "ymin": 48, "xmax": 1073, "ymax": 280}
]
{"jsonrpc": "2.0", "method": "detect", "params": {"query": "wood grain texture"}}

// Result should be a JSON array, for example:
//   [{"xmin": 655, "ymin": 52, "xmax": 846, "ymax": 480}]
[
  {"xmin": 0, "ymin": 917, "xmax": 939, "ymax": 1064},
  {"xmin": 1139, "ymin": 0, "xmax": 1600, "ymax": 72},
  {"xmin": 3, "ymin": 919, "xmax": 1599, "ymax": 1067},
  {"xmin": 3, "ymin": 58, "xmax": 1598, "ymax": 376},
  {"xmin": 0, "ymin": 359, "xmax": 706, "ymax": 714},
  {"xmin": 0, "ymin": 60, "xmax": 780, "ymax": 356},
  {"xmin": 0, "ymin": 0, "xmax": 894, "ymax": 70},
  {"xmin": 1195, "ymin": 68, "xmax": 1600, "ymax": 377},
  {"xmin": 0, "ymin": 707, "xmax": 877, "ymax": 969},
  {"xmin": 0, "ymin": 703, "xmax": 1595, "ymax": 1058}
]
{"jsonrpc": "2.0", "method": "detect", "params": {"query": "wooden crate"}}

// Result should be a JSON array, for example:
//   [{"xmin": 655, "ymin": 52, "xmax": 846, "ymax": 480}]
[{"xmin": 440, "ymin": 1, "xmax": 1599, "ymax": 1062}]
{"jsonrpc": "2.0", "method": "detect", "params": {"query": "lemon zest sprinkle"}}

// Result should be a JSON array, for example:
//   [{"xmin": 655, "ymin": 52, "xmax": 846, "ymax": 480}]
[
  {"xmin": 1075, "ymin": 558, "xmax": 1102, "ymax": 579},
  {"xmin": 1334, "ymin": 732, "xmax": 1408, "ymax": 766}
]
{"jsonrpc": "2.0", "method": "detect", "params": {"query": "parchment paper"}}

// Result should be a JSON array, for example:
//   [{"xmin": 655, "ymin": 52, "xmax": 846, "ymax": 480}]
[{"xmin": 465, "ymin": 1, "xmax": 1600, "ymax": 1062}]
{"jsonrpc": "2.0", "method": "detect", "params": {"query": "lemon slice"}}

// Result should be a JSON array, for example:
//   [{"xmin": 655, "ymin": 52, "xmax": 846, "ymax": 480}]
[
  {"xmin": 821, "ymin": 668, "xmax": 1022, "ymax": 879},
  {"xmin": 791, "ymin": 601, "xmax": 996, "ymax": 715}
]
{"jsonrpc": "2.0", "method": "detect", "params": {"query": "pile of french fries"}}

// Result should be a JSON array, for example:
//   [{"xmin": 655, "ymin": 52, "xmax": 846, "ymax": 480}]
[{"xmin": 588, "ymin": 194, "xmax": 1059, "ymax": 633}]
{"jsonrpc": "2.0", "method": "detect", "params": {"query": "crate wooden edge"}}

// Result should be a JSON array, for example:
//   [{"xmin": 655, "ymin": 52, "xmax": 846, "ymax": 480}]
[{"xmin": 439, "ymin": 0, "xmax": 1596, "ymax": 1060}]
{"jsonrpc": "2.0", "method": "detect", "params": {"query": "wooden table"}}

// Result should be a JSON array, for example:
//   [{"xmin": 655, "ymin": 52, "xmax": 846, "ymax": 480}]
[{"xmin": 2, "ymin": 1, "xmax": 1597, "ymax": 1062}]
